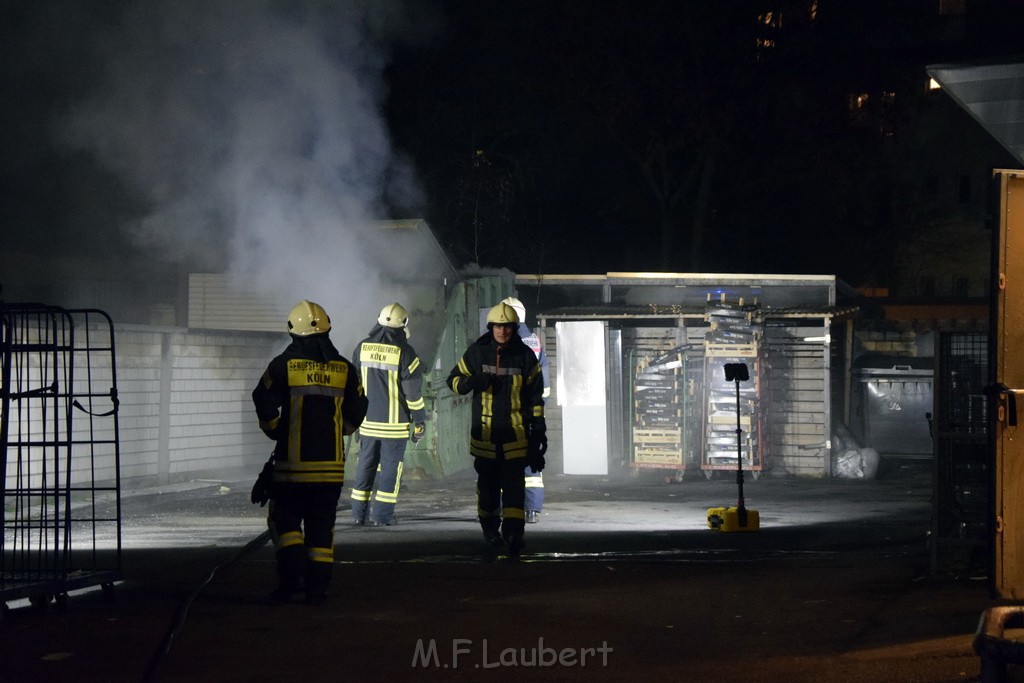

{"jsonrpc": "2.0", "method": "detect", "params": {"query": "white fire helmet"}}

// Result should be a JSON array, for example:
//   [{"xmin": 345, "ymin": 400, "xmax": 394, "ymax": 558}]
[
  {"xmin": 287, "ymin": 300, "xmax": 331, "ymax": 336},
  {"xmin": 377, "ymin": 303, "xmax": 410, "ymax": 331},
  {"xmin": 501, "ymin": 296, "xmax": 526, "ymax": 325}
]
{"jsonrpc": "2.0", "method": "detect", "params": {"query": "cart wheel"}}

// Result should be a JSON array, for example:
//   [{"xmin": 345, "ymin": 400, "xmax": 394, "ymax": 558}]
[
  {"xmin": 29, "ymin": 594, "xmax": 51, "ymax": 612},
  {"xmin": 674, "ymin": 470, "xmax": 686, "ymax": 483},
  {"xmin": 102, "ymin": 582, "xmax": 117, "ymax": 603},
  {"xmin": 54, "ymin": 593, "xmax": 69, "ymax": 612}
]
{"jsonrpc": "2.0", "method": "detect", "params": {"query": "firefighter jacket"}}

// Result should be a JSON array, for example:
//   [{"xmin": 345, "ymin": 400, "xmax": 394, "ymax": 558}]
[
  {"xmin": 352, "ymin": 324, "xmax": 427, "ymax": 440},
  {"xmin": 446, "ymin": 330, "xmax": 545, "ymax": 460},
  {"xmin": 252, "ymin": 334, "xmax": 368, "ymax": 484}
]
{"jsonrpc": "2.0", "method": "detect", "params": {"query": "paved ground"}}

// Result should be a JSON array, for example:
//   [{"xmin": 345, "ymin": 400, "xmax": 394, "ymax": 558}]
[{"xmin": 1, "ymin": 461, "xmax": 1017, "ymax": 682}]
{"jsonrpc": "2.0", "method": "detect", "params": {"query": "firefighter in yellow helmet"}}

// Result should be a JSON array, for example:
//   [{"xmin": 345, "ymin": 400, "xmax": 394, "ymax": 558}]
[
  {"xmin": 446, "ymin": 301, "xmax": 546, "ymax": 560},
  {"xmin": 251, "ymin": 300, "xmax": 368, "ymax": 604},
  {"xmin": 349, "ymin": 303, "xmax": 428, "ymax": 526},
  {"xmin": 501, "ymin": 296, "xmax": 549, "ymax": 524}
]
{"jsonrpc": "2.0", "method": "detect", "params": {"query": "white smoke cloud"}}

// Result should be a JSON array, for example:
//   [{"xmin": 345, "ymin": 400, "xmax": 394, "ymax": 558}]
[{"xmin": 55, "ymin": 0, "xmax": 435, "ymax": 342}]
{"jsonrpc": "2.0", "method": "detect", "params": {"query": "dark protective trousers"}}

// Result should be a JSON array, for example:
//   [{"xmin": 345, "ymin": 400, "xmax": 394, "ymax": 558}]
[
  {"xmin": 524, "ymin": 466, "xmax": 544, "ymax": 511},
  {"xmin": 351, "ymin": 437, "xmax": 407, "ymax": 524},
  {"xmin": 474, "ymin": 450, "xmax": 526, "ymax": 543},
  {"xmin": 268, "ymin": 482, "xmax": 341, "ymax": 598}
]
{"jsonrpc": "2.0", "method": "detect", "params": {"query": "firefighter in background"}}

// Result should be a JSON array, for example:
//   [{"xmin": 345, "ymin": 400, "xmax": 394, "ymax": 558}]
[
  {"xmin": 447, "ymin": 301, "xmax": 546, "ymax": 559},
  {"xmin": 251, "ymin": 300, "xmax": 367, "ymax": 604},
  {"xmin": 501, "ymin": 296, "xmax": 549, "ymax": 524},
  {"xmin": 350, "ymin": 303, "xmax": 427, "ymax": 527}
]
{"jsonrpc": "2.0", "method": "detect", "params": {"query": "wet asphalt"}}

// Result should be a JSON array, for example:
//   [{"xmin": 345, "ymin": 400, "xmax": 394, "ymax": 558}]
[{"xmin": 1, "ymin": 461, "xmax": 1013, "ymax": 682}]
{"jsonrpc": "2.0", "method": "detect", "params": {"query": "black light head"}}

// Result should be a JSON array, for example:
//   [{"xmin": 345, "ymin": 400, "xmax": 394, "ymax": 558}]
[{"xmin": 724, "ymin": 362, "xmax": 749, "ymax": 382}]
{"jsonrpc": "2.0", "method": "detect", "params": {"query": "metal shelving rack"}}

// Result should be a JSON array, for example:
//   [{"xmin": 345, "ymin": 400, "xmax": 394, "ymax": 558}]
[{"xmin": 1, "ymin": 302, "xmax": 122, "ymax": 613}]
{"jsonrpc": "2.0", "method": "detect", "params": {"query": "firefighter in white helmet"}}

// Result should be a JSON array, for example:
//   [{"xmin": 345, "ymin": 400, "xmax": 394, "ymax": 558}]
[
  {"xmin": 501, "ymin": 296, "xmax": 549, "ymax": 524},
  {"xmin": 349, "ymin": 303, "xmax": 428, "ymax": 527},
  {"xmin": 447, "ymin": 301, "xmax": 546, "ymax": 560},
  {"xmin": 251, "ymin": 300, "xmax": 367, "ymax": 604}
]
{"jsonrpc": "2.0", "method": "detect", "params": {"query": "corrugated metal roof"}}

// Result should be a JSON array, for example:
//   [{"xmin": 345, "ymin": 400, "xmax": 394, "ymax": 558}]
[
  {"xmin": 516, "ymin": 272, "xmax": 836, "ymax": 287},
  {"xmin": 537, "ymin": 303, "xmax": 858, "ymax": 322},
  {"xmin": 927, "ymin": 61, "xmax": 1024, "ymax": 167}
]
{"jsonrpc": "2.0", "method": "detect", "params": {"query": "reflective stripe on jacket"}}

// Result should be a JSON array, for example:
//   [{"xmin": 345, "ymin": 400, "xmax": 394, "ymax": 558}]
[
  {"xmin": 446, "ymin": 331, "xmax": 545, "ymax": 460},
  {"xmin": 353, "ymin": 326, "xmax": 427, "ymax": 440},
  {"xmin": 252, "ymin": 335, "xmax": 367, "ymax": 484}
]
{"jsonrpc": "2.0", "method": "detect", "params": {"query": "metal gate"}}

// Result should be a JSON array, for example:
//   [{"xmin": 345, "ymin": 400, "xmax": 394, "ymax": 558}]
[
  {"xmin": 1, "ymin": 302, "xmax": 122, "ymax": 611},
  {"xmin": 931, "ymin": 331, "xmax": 988, "ymax": 578}
]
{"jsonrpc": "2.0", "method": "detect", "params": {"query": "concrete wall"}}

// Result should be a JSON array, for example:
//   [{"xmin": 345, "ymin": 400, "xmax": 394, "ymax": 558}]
[
  {"xmin": 116, "ymin": 325, "xmax": 283, "ymax": 486},
  {"xmin": 0, "ymin": 322, "xmax": 286, "ymax": 491}
]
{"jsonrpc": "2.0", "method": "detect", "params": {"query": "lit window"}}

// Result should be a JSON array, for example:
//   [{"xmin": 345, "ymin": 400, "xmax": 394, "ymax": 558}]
[{"xmin": 848, "ymin": 93, "xmax": 870, "ymax": 126}]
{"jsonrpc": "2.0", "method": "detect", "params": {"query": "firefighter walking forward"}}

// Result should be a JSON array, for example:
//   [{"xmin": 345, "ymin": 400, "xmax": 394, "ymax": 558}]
[
  {"xmin": 447, "ymin": 302, "xmax": 546, "ymax": 559},
  {"xmin": 350, "ymin": 303, "xmax": 428, "ymax": 527},
  {"xmin": 251, "ymin": 300, "xmax": 367, "ymax": 604}
]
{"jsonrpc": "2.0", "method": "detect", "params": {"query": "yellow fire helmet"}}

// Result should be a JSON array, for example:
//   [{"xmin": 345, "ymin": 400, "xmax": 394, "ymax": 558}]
[
  {"xmin": 377, "ymin": 303, "xmax": 409, "ymax": 329},
  {"xmin": 287, "ymin": 300, "xmax": 331, "ymax": 336},
  {"xmin": 486, "ymin": 301, "xmax": 520, "ymax": 327},
  {"xmin": 501, "ymin": 296, "xmax": 526, "ymax": 324}
]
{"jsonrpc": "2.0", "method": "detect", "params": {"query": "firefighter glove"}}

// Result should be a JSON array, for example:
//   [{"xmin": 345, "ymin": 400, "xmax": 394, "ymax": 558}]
[
  {"xmin": 528, "ymin": 451, "xmax": 546, "ymax": 473},
  {"xmin": 469, "ymin": 373, "xmax": 492, "ymax": 392},
  {"xmin": 250, "ymin": 458, "xmax": 274, "ymax": 507},
  {"xmin": 412, "ymin": 422, "xmax": 426, "ymax": 443},
  {"xmin": 528, "ymin": 430, "xmax": 548, "ymax": 472}
]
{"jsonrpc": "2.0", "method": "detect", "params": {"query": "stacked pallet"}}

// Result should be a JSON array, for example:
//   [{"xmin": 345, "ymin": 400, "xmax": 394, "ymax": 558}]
[
  {"xmin": 633, "ymin": 345, "xmax": 684, "ymax": 467},
  {"xmin": 703, "ymin": 297, "xmax": 764, "ymax": 473}
]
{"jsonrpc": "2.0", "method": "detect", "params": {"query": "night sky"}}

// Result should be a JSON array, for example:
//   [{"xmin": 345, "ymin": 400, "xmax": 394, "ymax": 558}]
[
  {"xmin": 384, "ymin": 0, "xmax": 1024, "ymax": 282},
  {"xmin": 3, "ymin": 1, "xmax": 1023, "ymax": 298}
]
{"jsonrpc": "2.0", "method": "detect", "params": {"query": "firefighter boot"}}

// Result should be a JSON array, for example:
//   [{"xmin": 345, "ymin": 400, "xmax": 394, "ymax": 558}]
[
  {"xmin": 505, "ymin": 533, "xmax": 525, "ymax": 562},
  {"xmin": 502, "ymin": 514, "xmax": 527, "ymax": 562},
  {"xmin": 270, "ymin": 545, "xmax": 306, "ymax": 602},
  {"xmin": 481, "ymin": 517, "xmax": 504, "ymax": 547},
  {"xmin": 351, "ymin": 499, "xmax": 368, "ymax": 526},
  {"xmin": 304, "ymin": 561, "xmax": 332, "ymax": 606}
]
